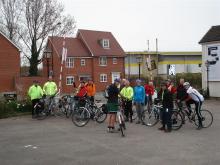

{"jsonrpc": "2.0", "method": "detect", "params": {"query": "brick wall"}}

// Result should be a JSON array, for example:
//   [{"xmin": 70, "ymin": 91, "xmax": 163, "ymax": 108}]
[
  {"xmin": 15, "ymin": 76, "xmax": 48, "ymax": 100},
  {"xmin": 0, "ymin": 33, "xmax": 20, "ymax": 93}
]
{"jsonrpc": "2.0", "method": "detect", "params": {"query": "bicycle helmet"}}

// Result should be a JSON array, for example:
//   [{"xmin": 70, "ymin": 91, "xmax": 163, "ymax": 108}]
[
  {"xmin": 114, "ymin": 78, "xmax": 121, "ymax": 83},
  {"xmin": 183, "ymin": 82, "xmax": 190, "ymax": 88}
]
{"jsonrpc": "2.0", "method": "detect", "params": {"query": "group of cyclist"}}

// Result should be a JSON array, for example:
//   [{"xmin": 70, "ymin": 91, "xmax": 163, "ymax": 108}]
[
  {"xmin": 28, "ymin": 76, "xmax": 58, "ymax": 118},
  {"xmin": 28, "ymin": 77, "xmax": 96, "ymax": 118},
  {"xmin": 105, "ymin": 77, "xmax": 204, "ymax": 133},
  {"xmin": 28, "ymin": 76, "xmax": 204, "ymax": 132}
]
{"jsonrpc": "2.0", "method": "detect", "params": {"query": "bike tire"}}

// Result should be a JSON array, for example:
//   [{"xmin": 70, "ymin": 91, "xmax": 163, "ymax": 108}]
[
  {"xmin": 132, "ymin": 105, "xmax": 138, "ymax": 120},
  {"xmin": 171, "ymin": 110, "xmax": 183, "ymax": 130},
  {"xmin": 96, "ymin": 109, "xmax": 107, "ymax": 123},
  {"xmin": 36, "ymin": 109, "xmax": 48, "ymax": 120},
  {"xmin": 194, "ymin": 109, "xmax": 213, "ymax": 128},
  {"xmin": 141, "ymin": 109, "xmax": 159, "ymax": 126},
  {"xmin": 71, "ymin": 107, "xmax": 90, "ymax": 127},
  {"xmin": 119, "ymin": 122, "xmax": 125, "ymax": 137}
]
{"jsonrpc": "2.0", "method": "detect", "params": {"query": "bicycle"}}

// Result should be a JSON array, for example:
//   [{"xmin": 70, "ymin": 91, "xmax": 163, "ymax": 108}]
[
  {"xmin": 116, "ymin": 102, "xmax": 126, "ymax": 137},
  {"xmin": 176, "ymin": 101, "xmax": 213, "ymax": 128},
  {"xmin": 141, "ymin": 99, "xmax": 184, "ymax": 130},
  {"xmin": 34, "ymin": 94, "xmax": 66, "ymax": 120},
  {"xmin": 71, "ymin": 97, "xmax": 107, "ymax": 127}
]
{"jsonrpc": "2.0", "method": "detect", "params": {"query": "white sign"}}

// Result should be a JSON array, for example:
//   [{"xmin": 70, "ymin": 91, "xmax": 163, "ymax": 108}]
[
  {"xmin": 207, "ymin": 45, "xmax": 220, "ymax": 81},
  {"xmin": 168, "ymin": 65, "xmax": 176, "ymax": 75}
]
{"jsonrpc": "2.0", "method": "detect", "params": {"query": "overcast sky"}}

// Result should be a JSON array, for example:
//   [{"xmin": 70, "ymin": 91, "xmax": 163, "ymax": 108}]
[{"xmin": 59, "ymin": 0, "xmax": 220, "ymax": 52}]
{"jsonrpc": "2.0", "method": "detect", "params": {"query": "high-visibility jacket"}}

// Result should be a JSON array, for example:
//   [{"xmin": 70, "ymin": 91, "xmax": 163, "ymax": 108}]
[
  {"xmin": 43, "ymin": 81, "xmax": 57, "ymax": 96},
  {"xmin": 28, "ymin": 85, "xmax": 43, "ymax": 100},
  {"xmin": 86, "ymin": 84, "xmax": 96, "ymax": 96},
  {"xmin": 120, "ymin": 86, "xmax": 134, "ymax": 101}
]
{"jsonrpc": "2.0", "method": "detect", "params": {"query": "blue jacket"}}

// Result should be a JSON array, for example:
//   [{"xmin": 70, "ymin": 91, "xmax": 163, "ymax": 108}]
[{"xmin": 133, "ymin": 85, "xmax": 145, "ymax": 104}]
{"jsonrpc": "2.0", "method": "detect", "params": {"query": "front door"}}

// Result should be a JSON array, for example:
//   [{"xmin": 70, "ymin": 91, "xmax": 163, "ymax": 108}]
[{"xmin": 111, "ymin": 72, "xmax": 121, "ymax": 83}]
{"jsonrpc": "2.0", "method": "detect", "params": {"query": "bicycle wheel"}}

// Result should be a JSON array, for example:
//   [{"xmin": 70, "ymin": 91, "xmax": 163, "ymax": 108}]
[
  {"xmin": 72, "ymin": 107, "xmax": 90, "ymax": 127},
  {"xmin": 65, "ymin": 106, "xmax": 72, "ymax": 118},
  {"xmin": 36, "ymin": 108, "xmax": 48, "ymax": 120},
  {"xmin": 171, "ymin": 110, "xmax": 183, "ymax": 130},
  {"xmin": 119, "ymin": 118, "xmax": 125, "ymax": 137},
  {"xmin": 141, "ymin": 108, "xmax": 159, "ymax": 126},
  {"xmin": 96, "ymin": 109, "xmax": 107, "ymax": 123},
  {"xmin": 194, "ymin": 109, "xmax": 213, "ymax": 128},
  {"xmin": 132, "ymin": 105, "xmax": 138, "ymax": 120}
]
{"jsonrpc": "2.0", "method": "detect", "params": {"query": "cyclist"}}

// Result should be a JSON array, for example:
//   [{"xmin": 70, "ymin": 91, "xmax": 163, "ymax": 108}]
[
  {"xmin": 176, "ymin": 78, "xmax": 188, "ymax": 107},
  {"xmin": 120, "ymin": 80, "xmax": 134, "ymax": 122},
  {"xmin": 183, "ymin": 82, "xmax": 204, "ymax": 130},
  {"xmin": 43, "ymin": 76, "xmax": 58, "ymax": 96},
  {"xmin": 144, "ymin": 81, "xmax": 155, "ymax": 109},
  {"xmin": 166, "ymin": 79, "xmax": 176, "ymax": 94},
  {"xmin": 28, "ymin": 80, "xmax": 44, "ymax": 118},
  {"xmin": 133, "ymin": 79, "xmax": 145, "ymax": 124},
  {"xmin": 106, "ymin": 78, "xmax": 120, "ymax": 132},
  {"xmin": 75, "ymin": 81, "xmax": 88, "ymax": 107},
  {"xmin": 86, "ymin": 79, "xmax": 96, "ymax": 103},
  {"xmin": 158, "ymin": 82, "xmax": 173, "ymax": 133}
]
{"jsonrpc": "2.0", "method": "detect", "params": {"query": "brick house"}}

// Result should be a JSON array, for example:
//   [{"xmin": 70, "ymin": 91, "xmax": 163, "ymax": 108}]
[
  {"xmin": 0, "ymin": 31, "xmax": 20, "ymax": 95},
  {"xmin": 43, "ymin": 29, "xmax": 125, "ymax": 93}
]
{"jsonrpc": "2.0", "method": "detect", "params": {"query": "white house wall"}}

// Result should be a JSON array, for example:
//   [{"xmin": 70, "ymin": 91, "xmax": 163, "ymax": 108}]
[{"xmin": 202, "ymin": 43, "xmax": 220, "ymax": 97}]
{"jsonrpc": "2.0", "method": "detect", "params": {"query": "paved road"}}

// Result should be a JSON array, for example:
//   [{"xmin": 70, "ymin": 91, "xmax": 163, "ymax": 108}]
[{"xmin": 0, "ymin": 99, "xmax": 219, "ymax": 165}]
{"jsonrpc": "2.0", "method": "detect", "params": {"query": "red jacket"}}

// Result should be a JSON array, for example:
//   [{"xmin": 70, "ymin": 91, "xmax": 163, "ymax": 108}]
[
  {"xmin": 76, "ymin": 86, "xmax": 87, "ymax": 97},
  {"xmin": 144, "ymin": 84, "xmax": 154, "ymax": 96},
  {"xmin": 167, "ymin": 84, "xmax": 176, "ymax": 94}
]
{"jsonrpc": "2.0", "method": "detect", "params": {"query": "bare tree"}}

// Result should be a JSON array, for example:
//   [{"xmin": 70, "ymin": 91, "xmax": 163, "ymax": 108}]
[
  {"xmin": 0, "ymin": 0, "xmax": 76, "ymax": 76},
  {"xmin": 19, "ymin": 0, "xmax": 76, "ymax": 76},
  {"xmin": 0, "ymin": 0, "xmax": 22, "ymax": 42}
]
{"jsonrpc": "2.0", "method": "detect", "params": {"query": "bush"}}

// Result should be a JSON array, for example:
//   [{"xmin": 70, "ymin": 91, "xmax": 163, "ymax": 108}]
[
  {"xmin": 0, "ymin": 100, "xmax": 32, "ymax": 119},
  {"xmin": 172, "ymin": 73, "xmax": 202, "ymax": 89}
]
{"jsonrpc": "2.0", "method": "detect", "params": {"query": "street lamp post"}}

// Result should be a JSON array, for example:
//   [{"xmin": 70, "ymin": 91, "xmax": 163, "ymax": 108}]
[
  {"xmin": 205, "ymin": 60, "xmax": 210, "ymax": 98},
  {"xmin": 44, "ymin": 49, "xmax": 52, "ymax": 77},
  {"xmin": 136, "ymin": 56, "xmax": 142, "ymax": 79}
]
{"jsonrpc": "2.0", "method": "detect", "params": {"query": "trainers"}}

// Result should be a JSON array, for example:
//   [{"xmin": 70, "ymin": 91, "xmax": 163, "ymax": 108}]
[
  {"xmin": 197, "ymin": 125, "xmax": 203, "ymax": 130},
  {"xmin": 136, "ymin": 121, "xmax": 141, "ymax": 124},
  {"xmin": 158, "ymin": 127, "xmax": 165, "ymax": 131},
  {"xmin": 107, "ymin": 127, "xmax": 111, "ymax": 133},
  {"xmin": 164, "ymin": 129, "xmax": 172, "ymax": 133}
]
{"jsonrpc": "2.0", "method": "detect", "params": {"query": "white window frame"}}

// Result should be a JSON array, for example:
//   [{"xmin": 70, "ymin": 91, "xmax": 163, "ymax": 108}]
[
  {"xmin": 113, "ymin": 57, "xmax": 117, "ymax": 64},
  {"xmin": 99, "ymin": 57, "xmax": 107, "ymax": 66},
  {"xmin": 102, "ymin": 39, "xmax": 110, "ymax": 48},
  {"xmin": 100, "ymin": 74, "xmax": 107, "ymax": 82},
  {"xmin": 66, "ymin": 76, "xmax": 74, "ymax": 85},
  {"xmin": 81, "ymin": 59, "xmax": 86, "ymax": 66},
  {"xmin": 65, "ymin": 57, "xmax": 74, "ymax": 68}
]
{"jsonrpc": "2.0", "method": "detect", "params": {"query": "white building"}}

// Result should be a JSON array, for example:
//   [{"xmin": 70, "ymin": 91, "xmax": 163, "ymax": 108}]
[{"xmin": 199, "ymin": 25, "xmax": 220, "ymax": 97}]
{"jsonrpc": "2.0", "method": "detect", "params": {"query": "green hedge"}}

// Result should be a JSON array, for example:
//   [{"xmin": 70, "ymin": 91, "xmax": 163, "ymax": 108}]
[{"xmin": 0, "ymin": 100, "xmax": 32, "ymax": 119}]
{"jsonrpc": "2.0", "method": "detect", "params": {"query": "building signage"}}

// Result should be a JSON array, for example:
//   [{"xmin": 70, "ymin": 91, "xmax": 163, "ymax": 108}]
[{"xmin": 207, "ymin": 45, "xmax": 220, "ymax": 81}]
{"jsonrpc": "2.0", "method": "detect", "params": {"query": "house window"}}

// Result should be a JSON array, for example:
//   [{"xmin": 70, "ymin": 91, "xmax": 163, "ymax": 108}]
[
  {"xmin": 100, "ymin": 74, "xmax": 107, "ymax": 82},
  {"xmin": 113, "ymin": 58, "xmax": 117, "ymax": 64},
  {"xmin": 99, "ymin": 57, "xmax": 107, "ymax": 66},
  {"xmin": 66, "ymin": 57, "xmax": 74, "ymax": 68},
  {"xmin": 79, "ymin": 75, "xmax": 91, "ymax": 81},
  {"xmin": 103, "ymin": 39, "xmax": 110, "ymax": 48},
  {"xmin": 81, "ymin": 59, "xmax": 86, "ymax": 66},
  {"xmin": 66, "ymin": 76, "xmax": 74, "ymax": 85}
]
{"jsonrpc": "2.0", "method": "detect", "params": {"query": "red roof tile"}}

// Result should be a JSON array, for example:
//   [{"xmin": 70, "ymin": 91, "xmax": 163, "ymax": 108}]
[
  {"xmin": 49, "ymin": 36, "xmax": 91, "ymax": 57},
  {"xmin": 78, "ymin": 29, "xmax": 125, "ymax": 57}
]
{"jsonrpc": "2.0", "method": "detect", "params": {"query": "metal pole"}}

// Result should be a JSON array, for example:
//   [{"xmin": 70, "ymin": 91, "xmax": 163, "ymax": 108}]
[
  {"xmin": 47, "ymin": 58, "xmax": 49, "ymax": 77},
  {"xmin": 207, "ymin": 65, "xmax": 210, "ymax": 98},
  {"xmin": 138, "ymin": 63, "xmax": 141, "ymax": 79},
  {"xmin": 51, "ymin": 33, "xmax": 54, "ymax": 77}
]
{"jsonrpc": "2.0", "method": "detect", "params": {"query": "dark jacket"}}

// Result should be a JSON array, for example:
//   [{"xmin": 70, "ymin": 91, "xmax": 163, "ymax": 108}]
[
  {"xmin": 158, "ymin": 88, "xmax": 173, "ymax": 109},
  {"xmin": 176, "ymin": 84, "xmax": 188, "ymax": 101},
  {"xmin": 107, "ymin": 84, "xmax": 119, "ymax": 103}
]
